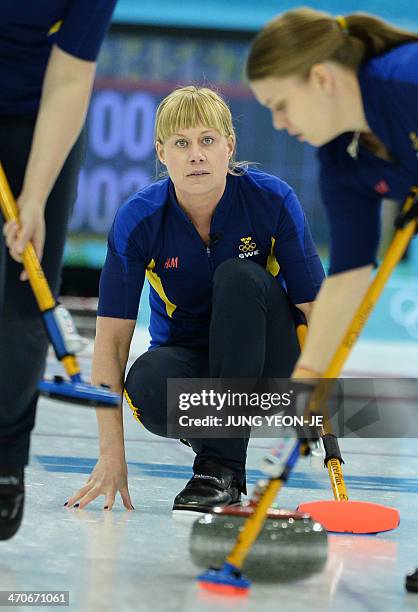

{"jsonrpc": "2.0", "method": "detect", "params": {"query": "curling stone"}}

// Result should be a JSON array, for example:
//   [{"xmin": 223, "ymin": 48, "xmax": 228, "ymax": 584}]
[{"xmin": 190, "ymin": 502, "xmax": 328, "ymax": 582}]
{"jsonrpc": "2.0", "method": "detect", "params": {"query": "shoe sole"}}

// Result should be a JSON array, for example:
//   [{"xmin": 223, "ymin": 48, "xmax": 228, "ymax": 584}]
[
  {"xmin": 172, "ymin": 509, "xmax": 206, "ymax": 523},
  {"xmin": 172, "ymin": 501, "xmax": 243, "ymax": 524}
]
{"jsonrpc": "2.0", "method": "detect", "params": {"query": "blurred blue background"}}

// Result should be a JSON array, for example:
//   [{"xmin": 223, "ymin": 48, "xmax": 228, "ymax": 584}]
[
  {"xmin": 113, "ymin": 0, "xmax": 418, "ymax": 31},
  {"xmin": 64, "ymin": 1, "xmax": 418, "ymax": 342}
]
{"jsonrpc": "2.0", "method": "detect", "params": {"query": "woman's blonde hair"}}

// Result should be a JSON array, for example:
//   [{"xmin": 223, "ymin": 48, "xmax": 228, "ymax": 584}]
[
  {"xmin": 246, "ymin": 7, "xmax": 418, "ymax": 81},
  {"xmin": 155, "ymin": 86, "xmax": 248, "ymax": 175}
]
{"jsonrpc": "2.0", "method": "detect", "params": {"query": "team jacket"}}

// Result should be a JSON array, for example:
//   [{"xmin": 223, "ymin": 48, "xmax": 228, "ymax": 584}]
[
  {"xmin": 318, "ymin": 42, "xmax": 418, "ymax": 274},
  {"xmin": 98, "ymin": 168, "xmax": 325, "ymax": 348},
  {"xmin": 0, "ymin": 0, "xmax": 116, "ymax": 115}
]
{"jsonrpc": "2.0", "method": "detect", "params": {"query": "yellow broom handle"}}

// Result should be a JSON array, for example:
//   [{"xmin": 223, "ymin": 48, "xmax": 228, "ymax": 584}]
[
  {"xmin": 227, "ymin": 480, "xmax": 282, "ymax": 568},
  {"xmin": 0, "ymin": 163, "xmax": 55, "ymax": 311}
]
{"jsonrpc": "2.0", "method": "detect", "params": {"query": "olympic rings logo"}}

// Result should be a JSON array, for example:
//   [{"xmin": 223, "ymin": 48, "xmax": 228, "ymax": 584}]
[
  {"xmin": 390, "ymin": 289, "xmax": 418, "ymax": 339},
  {"xmin": 239, "ymin": 236, "xmax": 257, "ymax": 252},
  {"xmin": 239, "ymin": 244, "xmax": 256, "ymax": 252}
]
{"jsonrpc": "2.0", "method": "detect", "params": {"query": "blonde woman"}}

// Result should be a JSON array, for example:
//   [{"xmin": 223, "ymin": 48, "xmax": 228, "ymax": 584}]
[
  {"xmin": 66, "ymin": 86, "xmax": 324, "ymax": 517},
  {"xmin": 246, "ymin": 8, "xmax": 418, "ymax": 380}
]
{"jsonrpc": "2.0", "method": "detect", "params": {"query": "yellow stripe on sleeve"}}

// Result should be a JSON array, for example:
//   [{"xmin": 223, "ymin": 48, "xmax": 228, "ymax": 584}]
[{"xmin": 146, "ymin": 259, "xmax": 177, "ymax": 317}]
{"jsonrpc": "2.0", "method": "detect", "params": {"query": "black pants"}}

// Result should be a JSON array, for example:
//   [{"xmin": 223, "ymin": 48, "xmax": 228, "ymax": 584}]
[
  {"xmin": 0, "ymin": 115, "xmax": 86, "ymax": 467},
  {"xmin": 125, "ymin": 258, "xmax": 301, "ymax": 490}
]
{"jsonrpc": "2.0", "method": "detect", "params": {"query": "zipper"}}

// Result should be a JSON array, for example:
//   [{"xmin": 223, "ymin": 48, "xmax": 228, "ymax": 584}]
[
  {"xmin": 182, "ymin": 210, "xmax": 214, "ymax": 272},
  {"xmin": 206, "ymin": 242, "xmax": 214, "ymax": 277}
]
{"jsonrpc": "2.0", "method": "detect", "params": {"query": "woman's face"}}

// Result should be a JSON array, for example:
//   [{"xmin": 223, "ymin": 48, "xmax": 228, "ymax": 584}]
[
  {"xmin": 250, "ymin": 66, "xmax": 343, "ymax": 146},
  {"xmin": 156, "ymin": 126, "xmax": 234, "ymax": 200}
]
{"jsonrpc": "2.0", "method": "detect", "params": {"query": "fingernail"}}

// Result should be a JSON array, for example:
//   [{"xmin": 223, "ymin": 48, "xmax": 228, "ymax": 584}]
[
  {"xmin": 63, "ymin": 502, "xmax": 68, "ymax": 507},
  {"xmin": 74, "ymin": 503, "xmax": 80, "ymax": 508},
  {"xmin": 103, "ymin": 506, "xmax": 109, "ymax": 510}
]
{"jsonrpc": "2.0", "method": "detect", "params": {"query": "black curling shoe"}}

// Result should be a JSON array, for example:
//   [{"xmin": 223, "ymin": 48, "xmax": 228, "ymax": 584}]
[
  {"xmin": 406, "ymin": 569, "xmax": 418, "ymax": 593},
  {"xmin": 0, "ymin": 468, "xmax": 24, "ymax": 541},
  {"xmin": 172, "ymin": 460, "xmax": 241, "ymax": 519}
]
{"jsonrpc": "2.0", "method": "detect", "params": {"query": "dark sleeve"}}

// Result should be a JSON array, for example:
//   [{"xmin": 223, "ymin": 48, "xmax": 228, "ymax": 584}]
[
  {"xmin": 274, "ymin": 189, "xmax": 325, "ymax": 304},
  {"xmin": 98, "ymin": 214, "xmax": 146, "ymax": 320},
  {"xmin": 56, "ymin": 0, "xmax": 117, "ymax": 61},
  {"xmin": 319, "ymin": 163, "xmax": 382, "ymax": 275}
]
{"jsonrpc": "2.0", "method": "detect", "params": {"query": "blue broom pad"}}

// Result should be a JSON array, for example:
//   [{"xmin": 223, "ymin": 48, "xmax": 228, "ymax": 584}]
[{"xmin": 38, "ymin": 377, "xmax": 120, "ymax": 407}]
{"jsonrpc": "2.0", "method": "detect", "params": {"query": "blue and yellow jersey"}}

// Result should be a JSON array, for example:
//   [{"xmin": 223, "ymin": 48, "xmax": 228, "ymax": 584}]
[
  {"xmin": 98, "ymin": 168, "xmax": 325, "ymax": 349},
  {"xmin": 318, "ymin": 42, "xmax": 418, "ymax": 275},
  {"xmin": 0, "ymin": 0, "xmax": 116, "ymax": 115}
]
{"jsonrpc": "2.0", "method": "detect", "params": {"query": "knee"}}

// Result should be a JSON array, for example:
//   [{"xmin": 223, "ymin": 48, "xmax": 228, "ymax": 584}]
[{"xmin": 213, "ymin": 258, "xmax": 268, "ymax": 293}]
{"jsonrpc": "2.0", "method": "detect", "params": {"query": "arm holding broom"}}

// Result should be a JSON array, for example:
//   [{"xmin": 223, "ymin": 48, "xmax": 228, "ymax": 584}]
[{"xmin": 293, "ymin": 266, "xmax": 373, "ymax": 378}]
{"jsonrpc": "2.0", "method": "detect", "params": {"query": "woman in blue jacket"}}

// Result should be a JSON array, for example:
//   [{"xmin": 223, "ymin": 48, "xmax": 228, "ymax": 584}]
[
  {"xmin": 247, "ymin": 7, "xmax": 418, "ymax": 381},
  {"xmin": 0, "ymin": 0, "xmax": 116, "ymax": 540},
  {"xmin": 66, "ymin": 86, "xmax": 324, "ymax": 518}
]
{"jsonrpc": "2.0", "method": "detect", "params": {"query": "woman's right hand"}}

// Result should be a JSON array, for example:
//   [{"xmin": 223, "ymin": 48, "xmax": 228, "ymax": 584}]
[
  {"xmin": 65, "ymin": 456, "xmax": 134, "ymax": 510},
  {"xmin": 2, "ymin": 200, "xmax": 45, "ymax": 281}
]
